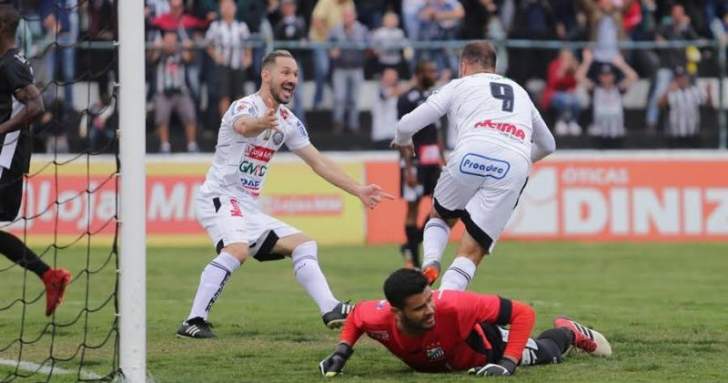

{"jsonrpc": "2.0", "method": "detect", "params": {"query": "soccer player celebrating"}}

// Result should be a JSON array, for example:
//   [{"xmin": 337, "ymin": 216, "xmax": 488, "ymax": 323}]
[
  {"xmin": 392, "ymin": 41, "xmax": 556, "ymax": 289},
  {"xmin": 397, "ymin": 61, "xmax": 444, "ymax": 269},
  {"xmin": 0, "ymin": 5, "xmax": 71, "ymax": 316},
  {"xmin": 177, "ymin": 50, "xmax": 394, "ymax": 339},
  {"xmin": 320, "ymin": 269, "xmax": 611, "ymax": 377}
]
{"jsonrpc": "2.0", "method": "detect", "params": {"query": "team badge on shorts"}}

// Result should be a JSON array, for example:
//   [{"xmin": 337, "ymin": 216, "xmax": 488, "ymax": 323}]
[{"xmin": 459, "ymin": 153, "xmax": 510, "ymax": 179}]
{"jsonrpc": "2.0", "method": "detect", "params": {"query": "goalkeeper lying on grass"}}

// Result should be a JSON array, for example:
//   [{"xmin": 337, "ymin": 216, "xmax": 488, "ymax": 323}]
[{"xmin": 320, "ymin": 269, "xmax": 611, "ymax": 377}]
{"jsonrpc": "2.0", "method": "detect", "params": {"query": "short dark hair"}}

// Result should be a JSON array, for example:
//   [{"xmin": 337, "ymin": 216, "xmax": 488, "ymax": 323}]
[
  {"xmin": 383, "ymin": 269, "xmax": 428, "ymax": 309},
  {"xmin": 461, "ymin": 41, "xmax": 496, "ymax": 70},
  {"xmin": 414, "ymin": 60, "xmax": 435, "ymax": 75},
  {"xmin": 262, "ymin": 49, "xmax": 294, "ymax": 69},
  {"xmin": 0, "ymin": 5, "xmax": 20, "ymax": 39}
]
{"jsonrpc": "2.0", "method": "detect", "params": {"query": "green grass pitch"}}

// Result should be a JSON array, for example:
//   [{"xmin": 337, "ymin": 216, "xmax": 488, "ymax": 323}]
[{"xmin": 1, "ymin": 242, "xmax": 727, "ymax": 382}]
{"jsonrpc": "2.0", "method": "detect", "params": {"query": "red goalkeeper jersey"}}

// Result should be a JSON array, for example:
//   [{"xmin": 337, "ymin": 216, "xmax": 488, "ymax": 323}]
[{"xmin": 339, "ymin": 289, "xmax": 535, "ymax": 372}]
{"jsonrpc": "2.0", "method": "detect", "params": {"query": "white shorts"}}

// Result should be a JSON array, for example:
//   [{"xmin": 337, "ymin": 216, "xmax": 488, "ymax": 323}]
[
  {"xmin": 433, "ymin": 141, "xmax": 529, "ymax": 252},
  {"xmin": 194, "ymin": 190, "xmax": 300, "ymax": 260}
]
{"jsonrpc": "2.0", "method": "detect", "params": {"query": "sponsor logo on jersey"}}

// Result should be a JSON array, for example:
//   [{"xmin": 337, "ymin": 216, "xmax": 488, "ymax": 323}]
[
  {"xmin": 245, "ymin": 145, "xmax": 274, "ymax": 162},
  {"xmin": 459, "ymin": 154, "xmax": 510, "ymax": 179},
  {"xmin": 367, "ymin": 330, "xmax": 390, "ymax": 342},
  {"xmin": 425, "ymin": 345, "xmax": 446, "ymax": 362},
  {"xmin": 280, "ymin": 107, "xmax": 289, "ymax": 120},
  {"xmin": 239, "ymin": 160, "xmax": 268, "ymax": 176},
  {"xmin": 473, "ymin": 119, "xmax": 526, "ymax": 141}
]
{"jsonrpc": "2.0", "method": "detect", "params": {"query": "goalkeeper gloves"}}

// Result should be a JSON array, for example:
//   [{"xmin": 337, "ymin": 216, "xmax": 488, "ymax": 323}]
[
  {"xmin": 319, "ymin": 342, "xmax": 354, "ymax": 378},
  {"xmin": 468, "ymin": 358, "xmax": 518, "ymax": 377}
]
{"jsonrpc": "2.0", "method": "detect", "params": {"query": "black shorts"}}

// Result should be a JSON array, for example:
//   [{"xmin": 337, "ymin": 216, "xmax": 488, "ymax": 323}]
[
  {"xmin": 0, "ymin": 168, "xmax": 23, "ymax": 221},
  {"xmin": 215, "ymin": 66, "xmax": 246, "ymax": 100},
  {"xmin": 400, "ymin": 165, "xmax": 441, "ymax": 202}
]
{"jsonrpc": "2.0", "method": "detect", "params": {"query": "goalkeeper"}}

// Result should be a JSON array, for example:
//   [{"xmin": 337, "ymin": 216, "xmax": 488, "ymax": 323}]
[{"xmin": 320, "ymin": 269, "xmax": 611, "ymax": 377}]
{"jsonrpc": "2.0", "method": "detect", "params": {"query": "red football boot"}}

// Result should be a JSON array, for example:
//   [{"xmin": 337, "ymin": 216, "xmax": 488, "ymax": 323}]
[
  {"xmin": 554, "ymin": 316, "xmax": 612, "ymax": 357},
  {"xmin": 42, "ymin": 268, "xmax": 72, "ymax": 316}
]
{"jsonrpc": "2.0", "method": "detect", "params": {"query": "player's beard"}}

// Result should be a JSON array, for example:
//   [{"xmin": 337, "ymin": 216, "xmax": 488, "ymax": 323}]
[{"xmin": 401, "ymin": 312, "xmax": 435, "ymax": 332}]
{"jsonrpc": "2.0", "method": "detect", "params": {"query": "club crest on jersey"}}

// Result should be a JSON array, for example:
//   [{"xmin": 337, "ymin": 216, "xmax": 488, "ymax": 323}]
[
  {"xmin": 426, "ymin": 345, "xmax": 446, "ymax": 362},
  {"xmin": 473, "ymin": 119, "xmax": 526, "ymax": 141},
  {"xmin": 459, "ymin": 154, "xmax": 510, "ymax": 179},
  {"xmin": 272, "ymin": 131, "xmax": 284, "ymax": 145}
]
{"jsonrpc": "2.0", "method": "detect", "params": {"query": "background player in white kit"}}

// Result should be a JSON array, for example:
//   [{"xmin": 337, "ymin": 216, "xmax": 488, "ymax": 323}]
[
  {"xmin": 392, "ymin": 41, "xmax": 556, "ymax": 291},
  {"xmin": 178, "ymin": 50, "xmax": 394, "ymax": 339}
]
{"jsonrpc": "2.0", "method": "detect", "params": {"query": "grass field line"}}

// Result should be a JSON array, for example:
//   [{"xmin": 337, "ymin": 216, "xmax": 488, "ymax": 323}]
[{"xmin": 0, "ymin": 358, "xmax": 102, "ymax": 380}]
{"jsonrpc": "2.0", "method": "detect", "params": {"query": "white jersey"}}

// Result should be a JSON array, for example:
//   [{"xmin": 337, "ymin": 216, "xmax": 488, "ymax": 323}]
[
  {"xmin": 200, "ymin": 93, "xmax": 310, "ymax": 201},
  {"xmin": 396, "ymin": 72, "xmax": 553, "ymax": 163}
]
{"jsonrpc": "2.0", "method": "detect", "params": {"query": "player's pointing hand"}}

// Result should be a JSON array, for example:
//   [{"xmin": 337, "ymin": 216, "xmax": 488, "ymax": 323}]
[
  {"xmin": 260, "ymin": 96, "xmax": 280, "ymax": 131},
  {"xmin": 357, "ymin": 184, "xmax": 395, "ymax": 209}
]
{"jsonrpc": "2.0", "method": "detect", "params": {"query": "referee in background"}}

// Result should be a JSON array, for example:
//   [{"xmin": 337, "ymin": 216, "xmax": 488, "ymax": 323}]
[{"xmin": 0, "ymin": 4, "xmax": 71, "ymax": 316}]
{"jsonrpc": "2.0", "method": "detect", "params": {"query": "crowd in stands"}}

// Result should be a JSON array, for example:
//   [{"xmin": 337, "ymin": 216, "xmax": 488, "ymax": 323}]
[{"xmin": 10, "ymin": 0, "xmax": 728, "ymax": 152}]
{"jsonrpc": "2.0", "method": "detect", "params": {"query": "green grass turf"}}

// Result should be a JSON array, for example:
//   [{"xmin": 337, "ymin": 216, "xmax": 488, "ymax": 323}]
[{"xmin": 1, "ymin": 242, "xmax": 727, "ymax": 382}]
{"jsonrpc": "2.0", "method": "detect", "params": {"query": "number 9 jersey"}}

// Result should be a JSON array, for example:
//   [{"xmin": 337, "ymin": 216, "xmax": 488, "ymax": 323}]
[{"xmin": 423, "ymin": 73, "xmax": 549, "ymax": 163}]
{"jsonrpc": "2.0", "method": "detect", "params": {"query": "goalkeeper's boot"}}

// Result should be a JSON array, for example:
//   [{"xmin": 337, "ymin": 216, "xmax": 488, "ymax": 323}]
[
  {"xmin": 554, "ymin": 316, "xmax": 612, "ymax": 357},
  {"xmin": 421, "ymin": 261, "xmax": 440, "ymax": 285},
  {"xmin": 177, "ymin": 317, "xmax": 216, "ymax": 339},
  {"xmin": 42, "ymin": 268, "xmax": 72, "ymax": 316},
  {"xmin": 322, "ymin": 301, "xmax": 354, "ymax": 329}
]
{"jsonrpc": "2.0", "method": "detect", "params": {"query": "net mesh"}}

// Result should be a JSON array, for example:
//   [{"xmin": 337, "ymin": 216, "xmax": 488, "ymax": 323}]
[{"xmin": 0, "ymin": 1, "xmax": 119, "ymax": 381}]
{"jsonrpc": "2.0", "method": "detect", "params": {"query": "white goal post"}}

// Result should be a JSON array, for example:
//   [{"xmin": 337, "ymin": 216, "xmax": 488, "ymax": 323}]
[{"xmin": 118, "ymin": 2, "xmax": 147, "ymax": 382}]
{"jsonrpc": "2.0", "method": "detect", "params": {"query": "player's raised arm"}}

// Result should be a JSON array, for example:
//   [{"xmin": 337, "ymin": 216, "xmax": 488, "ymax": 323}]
[
  {"xmin": 530, "ymin": 104, "xmax": 556, "ymax": 163},
  {"xmin": 392, "ymin": 81, "xmax": 453, "ymax": 148},
  {"xmin": 293, "ymin": 144, "xmax": 394, "ymax": 209}
]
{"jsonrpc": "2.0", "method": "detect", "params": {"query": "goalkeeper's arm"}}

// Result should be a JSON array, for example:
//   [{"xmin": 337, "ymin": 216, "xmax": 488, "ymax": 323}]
[{"xmin": 319, "ymin": 306, "xmax": 364, "ymax": 377}]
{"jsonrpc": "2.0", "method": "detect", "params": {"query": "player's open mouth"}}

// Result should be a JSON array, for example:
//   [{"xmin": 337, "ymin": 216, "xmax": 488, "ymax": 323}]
[{"xmin": 281, "ymin": 84, "xmax": 295, "ymax": 98}]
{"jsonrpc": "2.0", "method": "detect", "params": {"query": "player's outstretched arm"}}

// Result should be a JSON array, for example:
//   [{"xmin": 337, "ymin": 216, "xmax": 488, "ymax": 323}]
[
  {"xmin": 392, "ymin": 102, "xmax": 443, "ymax": 149},
  {"xmin": 294, "ymin": 144, "xmax": 394, "ymax": 209},
  {"xmin": 319, "ymin": 342, "xmax": 354, "ymax": 378},
  {"xmin": 0, "ymin": 83, "xmax": 44, "ymax": 135},
  {"xmin": 233, "ymin": 97, "xmax": 280, "ymax": 137}
]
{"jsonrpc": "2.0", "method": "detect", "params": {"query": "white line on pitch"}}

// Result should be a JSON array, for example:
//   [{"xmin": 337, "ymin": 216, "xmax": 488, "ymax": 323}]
[{"xmin": 0, "ymin": 358, "xmax": 102, "ymax": 380}]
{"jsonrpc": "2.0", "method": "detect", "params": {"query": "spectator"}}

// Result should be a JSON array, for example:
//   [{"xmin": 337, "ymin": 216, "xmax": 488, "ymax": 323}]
[
  {"xmin": 401, "ymin": 0, "xmax": 426, "ymax": 40},
  {"xmin": 582, "ymin": 0, "xmax": 624, "ymax": 65},
  {"xmin": 370, "ymin": 68, "xmax": 402, "ymax": 148},
  {"xmin": 309, "ymin": 0, "xmax": 354, "ymax": 109},
  {"xmin": 328, "ymin": 6, "xmax": 368, "ymax": 133},
  {"xmin": 659, "ymin": 66, "xmax": 712, "ymax": 148},
  {"xmin": 149, "ymin": 31, "xmax": 199, "ymax": 153},
  {"xmin": 507, "ymin": 0, "xmax": 557, "ymax": 83},
  {"xmin": 205, "ymin": 0, "xmax": 251, "ymax": 119},
  {"xmin": 371, "ymin": 11, "xmax": 408, "ymax": 74},
  {"xmin": 460, "ymin": 0, "xmax": 497, "ymax": 39},
  {"xmin": 152, "ymin": 0, "xmax": 206, "ymax": 35},
  {"xmin": 39, "ymin": 0, "xmax": 78, "ymax": 107},
  {"xmin": 273, "ymin": 0, "xmax": 307, "ymax": 121},
  {"xmin": 355, "ymin": 0, "xmax": 387, "ymax": 30},
  {"xmin": 146, "ymin": 0, "xmax": 170, "ymax": 36},
  {"xmin": 542, "ymin": 49, "xmax": 582, "ymax": 136},
  {"xmin": 577, "ymin": 50, "xmax": 638, "ymax": 149},
  {"xmin": 84, "ymin": 0, "xmax": 116, "ymax": 105},
  {"xmin": 417, "ymin": 0, "xmax": 464, "ymax": 77},
  {"xmin": 645, "ymin": 3, "xmax": 698, "ymax": 132}
]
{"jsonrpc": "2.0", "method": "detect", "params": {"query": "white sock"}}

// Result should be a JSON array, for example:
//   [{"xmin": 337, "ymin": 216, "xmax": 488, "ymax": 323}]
[
  {"xmin": 291, "ymin": 241, "xmax": 339, "ymax": 314},
  {"xmin": 422, "ymin": 218, "xmax": 450, "ymax": 268},
  {"xmin": 187, "ymin": 251, "xmax": 241, "ymax": 321},
  {"xmin": 440, "ymin": 256, "xmax": 477, "ymax": 291}
]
